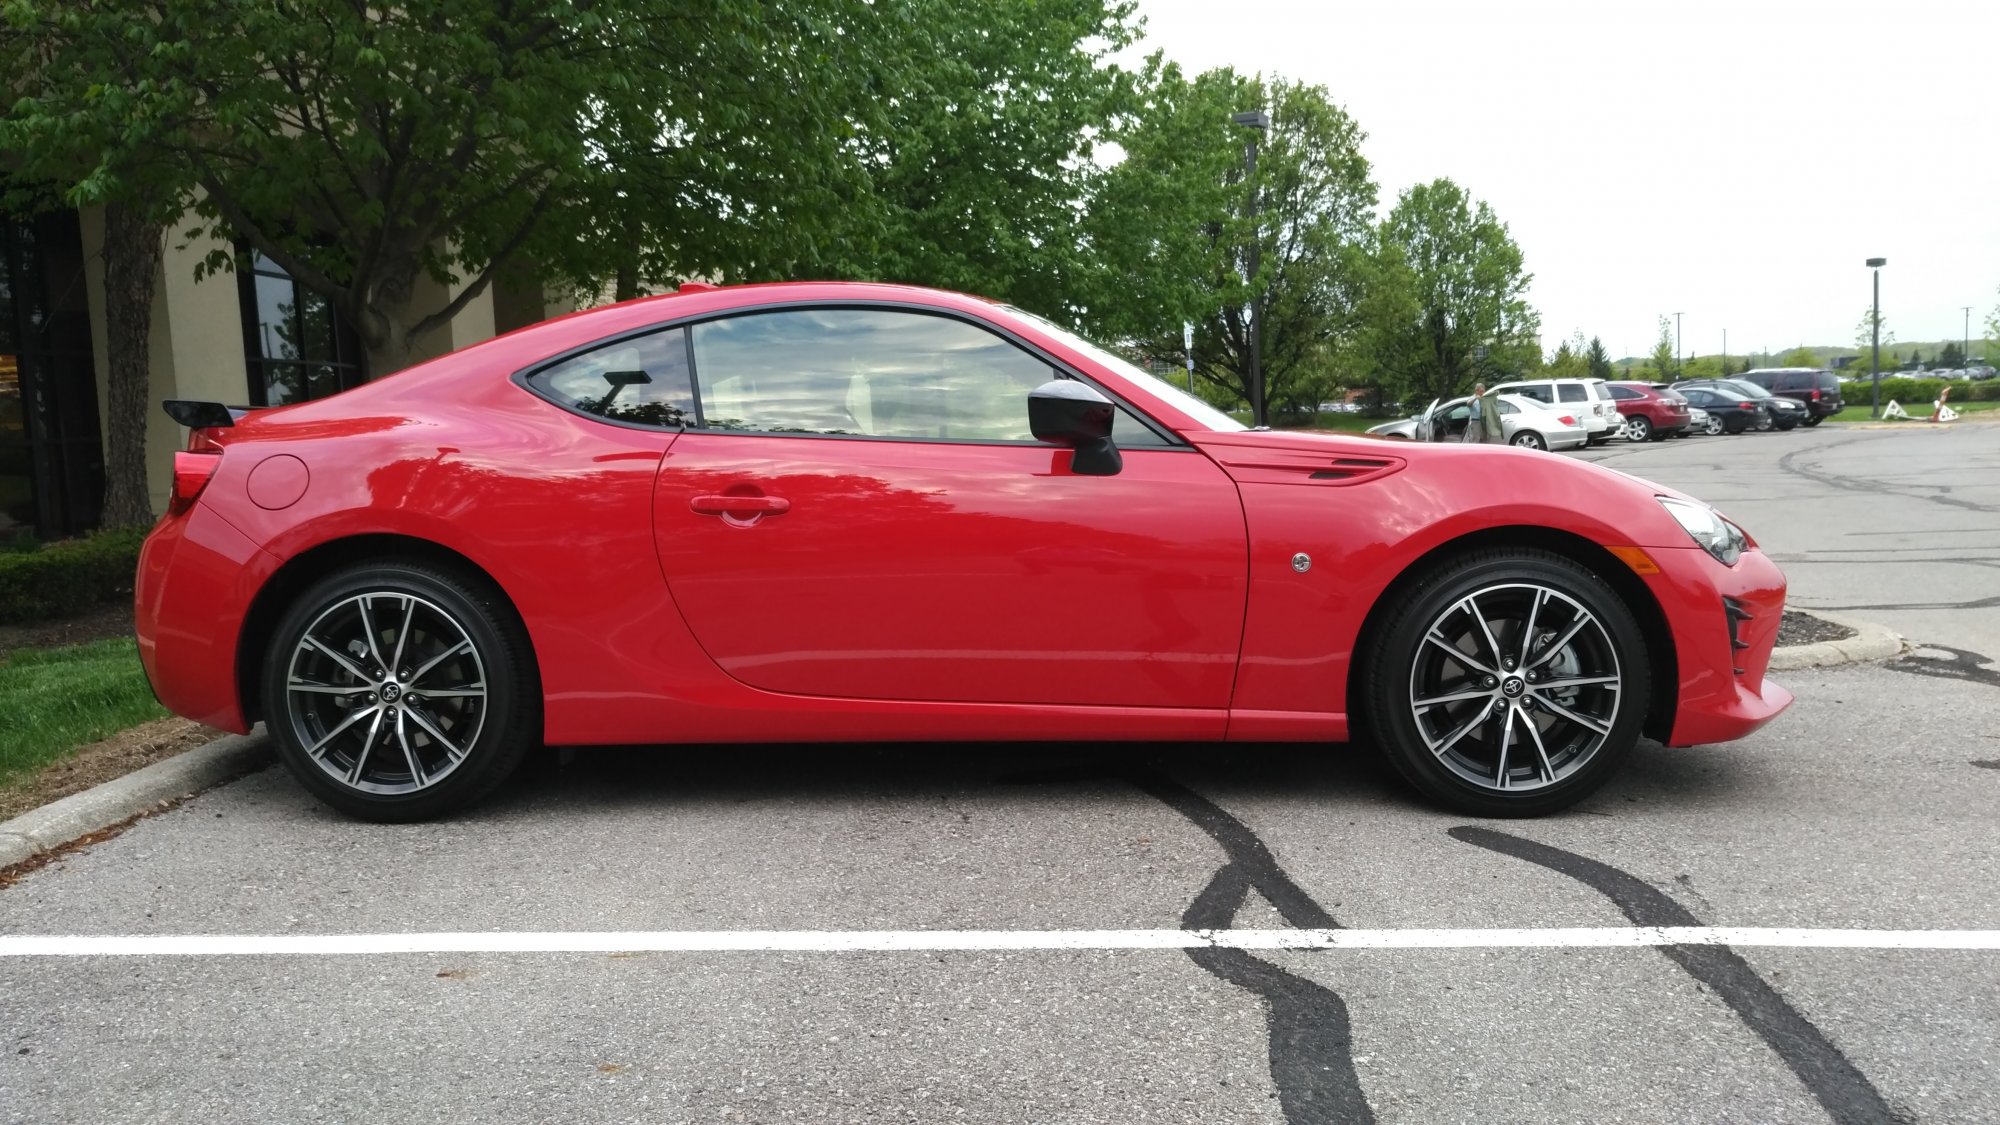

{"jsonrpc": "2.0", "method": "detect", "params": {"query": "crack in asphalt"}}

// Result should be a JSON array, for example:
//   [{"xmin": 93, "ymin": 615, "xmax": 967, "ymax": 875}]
[
  {"xmin": 1884, "ymin": 645, "xmax": 2000, "ymax": 690},
  {"xmin": 1450, "ymin": 827, "xmax": 1907, "ymax": 1125},
  {"xmin": 1129, "ymin": 774, "xmax": 1375, "ymax": 1125},
  {"xmin": 1778, "ymin": 443, "xmax": 2000, "ymax": 515}
]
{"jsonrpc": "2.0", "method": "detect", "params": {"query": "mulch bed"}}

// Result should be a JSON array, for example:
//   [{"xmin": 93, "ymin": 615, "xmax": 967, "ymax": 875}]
[
  {"xmin": 1776, "ymin": 610, "xmax": 1858, "ymax": 647},
  {"xmin": 0, "ymin": 602, "xmax": 136, "ymax": 661},
  {"xmin": 0, "ymin": 716, "xmax": 222, "ymax": 822}
]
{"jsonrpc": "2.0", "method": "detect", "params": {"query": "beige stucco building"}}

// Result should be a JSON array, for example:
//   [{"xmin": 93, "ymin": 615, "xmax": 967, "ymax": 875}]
[{"xmin": 0, "ymin": 207, "xmax": 575, "ymax": 539}]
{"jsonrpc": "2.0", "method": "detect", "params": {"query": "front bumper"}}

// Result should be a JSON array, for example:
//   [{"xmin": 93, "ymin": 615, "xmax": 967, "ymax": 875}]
[{"xmin": 1644, "ymin": 545, "xmax": 1792, "ymax": 746}]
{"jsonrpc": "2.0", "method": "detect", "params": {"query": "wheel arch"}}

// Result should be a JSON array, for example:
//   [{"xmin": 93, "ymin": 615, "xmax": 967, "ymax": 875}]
[
  {"xmin": 1347, "ymin": 525, "xmax": 1679, "ymax": 744},
  {"xmin": 236, "ymin": 533, "xmax": 535, "ymax": 727}
]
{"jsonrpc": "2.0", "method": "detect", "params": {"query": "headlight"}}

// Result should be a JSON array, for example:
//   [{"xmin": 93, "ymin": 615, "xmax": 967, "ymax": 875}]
[{"xmin": 1657, "ymin": 497, "xmax": 1746, "ymax": 565}]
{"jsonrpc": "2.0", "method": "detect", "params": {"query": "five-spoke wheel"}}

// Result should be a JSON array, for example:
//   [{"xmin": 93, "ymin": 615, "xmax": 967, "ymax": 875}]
[
  {"xmin": 1365, "ymin": 550, "xmax": 1649, "ymax": 815},
  {"xmin": 264, "ymin": 562, "xmax": 537, "ymax": 821}
]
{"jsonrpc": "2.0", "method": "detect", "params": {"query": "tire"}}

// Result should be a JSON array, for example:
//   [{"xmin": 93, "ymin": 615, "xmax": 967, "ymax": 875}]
[
  {"xmin": 1775, "ymin": 417, "xmax": 1798, "ymax": 431},
  {"xmin": 1511, "ymin": 429, "xmax": 1548, "ymax": 451},
  {"xmin": 262, "ymin": 561, "xmax": 540, "ymax": 822},
  {"xmin": 1624, "ymin": 415, "xmax": 1652, "ymax": 442},
  {"xmin": 1803, "ymin": 415, "xmax": 1824, "ymax": 427},
  {"xmin": 1586, "ymin": 432, "xmax": 1610, "ymax": 446},
  {"xmin": 1361, "ymin": 549, "xmax": 1651, "ymax": 817},
  {"xmin": 1704, "ymin": 415, "xmax": 1724, "ymax": 436}
]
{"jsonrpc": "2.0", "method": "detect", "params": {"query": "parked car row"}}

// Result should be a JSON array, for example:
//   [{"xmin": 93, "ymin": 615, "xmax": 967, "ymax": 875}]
[{"xmin": 1369, "ymin": 369, "xmax": 1848, "ymax": 451}]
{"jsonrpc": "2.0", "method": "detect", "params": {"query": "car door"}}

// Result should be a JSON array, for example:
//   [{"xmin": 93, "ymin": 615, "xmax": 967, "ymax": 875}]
[{"xmin": 650, "ymin": 305, "xmax": 1250, "ymax": 709}]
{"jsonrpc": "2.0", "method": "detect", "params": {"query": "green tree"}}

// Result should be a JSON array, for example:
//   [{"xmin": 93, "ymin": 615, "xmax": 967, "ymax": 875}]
[
  {"xmin": 1545, "ymin": 338, "xmax": 1587, "ymax": 377},
  {"xmin": 1585, "ymin": 336, "xmax": 1614, "ymax": 381},
  {"xmin": 1781, "ymin": 346, "xmax": 1822, "ymax": 368},
  {"xmin": 1855, "ymin": 308, "xmax": 1895, "ymax": 361},
  {"xmin": 1937, "ymin": 341, "xmax": 1966, "ymax": 368},
  {"xmin": 1650, "ymin": 318, "xmax": 1680, "ymax": 382},
  {"xmin": 1364, "ymin": 179, "xmax": 1537, "ymax": 404},
  {"xmin": 1082, "ymin": 66, "xmax": 1377, "ymax": 417}
]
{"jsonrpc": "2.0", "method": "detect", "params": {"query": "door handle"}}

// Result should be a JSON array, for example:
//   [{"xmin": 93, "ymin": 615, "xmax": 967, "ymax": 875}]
[{"xmin": 690, "ymin": 494, "xmax": 791, "ymax": 517}]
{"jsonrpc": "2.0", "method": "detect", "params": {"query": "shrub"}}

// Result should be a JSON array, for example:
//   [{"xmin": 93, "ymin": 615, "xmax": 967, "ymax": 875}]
[{"xmin": 0, "ymin": 527, "xmax": 148, "ymax": 625}]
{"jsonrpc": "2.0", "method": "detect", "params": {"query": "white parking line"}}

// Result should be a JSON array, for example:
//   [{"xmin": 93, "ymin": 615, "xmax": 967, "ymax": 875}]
[{"xmin": 2, "ymin": 927, "xmax": 1998, "ymax": 957}]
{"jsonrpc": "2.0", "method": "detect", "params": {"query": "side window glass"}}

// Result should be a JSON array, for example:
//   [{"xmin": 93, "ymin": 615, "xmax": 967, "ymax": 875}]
[
  {"xmin": 1497, "ymin": 399, "xmax": 1518, "ymax": 415},
  {"xmin": 530, "ymin": 328, "xmax": 695, "ymax": 428},
  {"xmin": 1557, "ymin": 383, "xmax": 1587, "ymax": 402},
  {"xmin": 690, "ymin": 309, "xmax": 1056, "ymax": 441},
  {"xmin": 1518, "ymin": 385, "xmax": 1552, "ymax": 403},
  {"xmin": 1608, "ymin": 386, "xmax": 1635, "ymax": 400}
]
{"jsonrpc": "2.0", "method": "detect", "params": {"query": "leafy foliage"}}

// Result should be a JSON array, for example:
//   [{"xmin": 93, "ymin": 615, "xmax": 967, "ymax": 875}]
[
  {"xmin": 1365, "ymin": 179, "xmax": 1538, "ymax": 404},
  {"xmin": 1585, "ymin": 336, "xmax": 1614, "ymax": 380},
  {"xmin": 1082, "ymin": 66, "xmax": 1376, "ymax": 417}
]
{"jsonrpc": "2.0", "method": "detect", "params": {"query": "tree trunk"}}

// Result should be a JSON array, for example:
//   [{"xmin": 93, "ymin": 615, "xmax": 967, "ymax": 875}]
[{"xmin": 100, "ymin": 202, "xmax": 165, "ymax": 530}]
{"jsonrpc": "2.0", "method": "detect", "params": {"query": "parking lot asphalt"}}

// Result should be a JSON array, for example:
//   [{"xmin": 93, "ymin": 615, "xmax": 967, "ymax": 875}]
[{"xmin": 4, "ymin": 421, "xmax": 1998, "ymax": 1124}]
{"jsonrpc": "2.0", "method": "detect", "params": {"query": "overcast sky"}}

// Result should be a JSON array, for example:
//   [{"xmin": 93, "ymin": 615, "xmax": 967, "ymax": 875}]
[{"xmin": 1127, "ymin": 0, "xmax": 1998, "ymax": 360}]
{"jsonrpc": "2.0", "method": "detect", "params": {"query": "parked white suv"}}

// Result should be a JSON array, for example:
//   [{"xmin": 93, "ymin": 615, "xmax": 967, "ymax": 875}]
[{"xmin": 1490, "ymin": 378, "xmax": 1619, "ymax": 445}]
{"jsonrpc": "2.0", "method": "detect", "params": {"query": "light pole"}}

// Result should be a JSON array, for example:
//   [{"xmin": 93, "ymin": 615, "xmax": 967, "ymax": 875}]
[
  {"xmin": 1867, "ymin": 258, "xmax": 1887, "ymax": 418},
  {"xmin": 1965, "ymin": 306, "xmax": 1973, "ymax": 369},
  {"xmin": 1723, "ymin": 328, "xmax": 1728, "ymax": 375},
  {"xmin": 1674, "ymin": 312, "xmax": 1683, "ymax": 372},
  {"xmin": 1232, "ymin": 109, "xmax": 1270, "ymax": 427}
]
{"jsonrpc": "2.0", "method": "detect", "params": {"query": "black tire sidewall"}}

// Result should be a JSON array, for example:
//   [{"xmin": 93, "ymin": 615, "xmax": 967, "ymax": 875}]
[
  {"xmin": 262, "ymin": 563, "xmax": 537, "ymax": 822},
  {"xmin": 1364, "ymin": 550, "xmax": 1651, "ymax": 817}
]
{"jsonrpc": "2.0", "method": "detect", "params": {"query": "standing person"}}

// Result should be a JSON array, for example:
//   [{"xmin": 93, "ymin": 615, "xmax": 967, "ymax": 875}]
[{"xmin": 1461, "ymin": 383, "xmax": 1506, "ymax": 443}]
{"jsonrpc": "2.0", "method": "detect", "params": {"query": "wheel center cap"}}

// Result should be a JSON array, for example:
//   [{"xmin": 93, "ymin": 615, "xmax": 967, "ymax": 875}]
[
  {"xmin": 379, "ymin": 682, "xmax": 402, "ymax": 702},
  {"xmin": 1500, "ymin": 677, "xmax": 1526, "ymax": 698}
]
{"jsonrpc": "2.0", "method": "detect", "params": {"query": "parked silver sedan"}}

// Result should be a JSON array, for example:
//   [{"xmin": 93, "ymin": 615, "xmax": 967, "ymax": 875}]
[{"xmin": 1366, "ymin": 393, "xmax": 1590, "ymax": 451}]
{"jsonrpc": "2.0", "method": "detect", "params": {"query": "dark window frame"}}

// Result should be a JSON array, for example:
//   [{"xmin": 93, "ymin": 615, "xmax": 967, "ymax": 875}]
[
  {"xmin": 511, "ymin": 300, "xmax": 1187, "ymax": 450},
  {"xmin": 236, "ymin": 249, "xmax": 366, "ymax": 407}
]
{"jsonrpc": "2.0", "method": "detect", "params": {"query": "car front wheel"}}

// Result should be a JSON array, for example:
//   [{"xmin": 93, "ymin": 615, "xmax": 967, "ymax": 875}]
[
  {"xmin": 1625, "ymin": 415, "xmax": 1652, "ymax": 442},
  {"xmin": 1363, "ymin": 549, "xmax": 1650, "ymax": 816},
  {"xmin": 262, "ymin": 561, "xmax": 539, "ymax": 822}
]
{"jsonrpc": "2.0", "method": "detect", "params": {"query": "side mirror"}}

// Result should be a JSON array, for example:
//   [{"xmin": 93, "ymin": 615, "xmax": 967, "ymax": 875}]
[{"xmin": 1028, "ymin": 379, "xmax": 1122, "ymax": 476}]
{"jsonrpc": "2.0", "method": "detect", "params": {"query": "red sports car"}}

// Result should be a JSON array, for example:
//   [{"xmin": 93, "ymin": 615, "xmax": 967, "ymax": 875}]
[{"xmin": 136, "ymin": 282, "xmax": 1791, "ymax": 821}]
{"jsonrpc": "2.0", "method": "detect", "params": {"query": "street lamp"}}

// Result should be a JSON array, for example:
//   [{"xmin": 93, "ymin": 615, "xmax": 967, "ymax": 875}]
[
  {"xmin": 1965, "ymin": 306, "xmax": 1973, "ymax": 370},
  {"xmin": 1232, "ymin": 109, "xmax": 1270, "ymax": 427},
  {"xmin": 1867, "ymin": 258, "xmax": 1887, "ymax": 418},
  {"xmin": 1674, "ymin": 311, "xmax": 1683, "ymax": 371}
]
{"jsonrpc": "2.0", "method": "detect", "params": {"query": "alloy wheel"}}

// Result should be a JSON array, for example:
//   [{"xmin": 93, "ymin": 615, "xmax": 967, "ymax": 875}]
[
  {"xmin": 1405, "ymin": 582, "xmax": 1622, "ymax": 794},
  {"xmin": 283, "ymin": 591, "xmax": 489, "ymax": 795}
]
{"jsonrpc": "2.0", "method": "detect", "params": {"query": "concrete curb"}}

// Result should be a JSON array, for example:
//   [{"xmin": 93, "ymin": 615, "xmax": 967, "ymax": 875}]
[
  {"xmin": 1767, "ymin": 612, "xmax": 1906, "ymax": 672},
  {"xmin": 0, "ymin": 731, "xmax": 271, "ymax": 870}
]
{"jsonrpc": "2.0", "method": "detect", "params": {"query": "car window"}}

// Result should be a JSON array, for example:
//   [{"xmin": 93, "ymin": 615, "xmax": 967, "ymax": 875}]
[
  {"xmin": 1513, "ymin": 384, "xmax": 1552, "ymax": 403},
  {"xmin": 1607, "ymin": 385, "xmax": 1637, "ymax": 400},
  {"xmin": 529, "ymin": 327, "xmax": 697, "ymax": 428},
  {"xmin": 1816, "ymin": 373, "xmax": 1842, "ymax": 391},
  {"xmin": 1497, "ymin": 399, "xmax": 1518, "ymax": 415},
  {"xmin": 1557, "ymin": 383, "xmax": 1587, "ymax": 402}
]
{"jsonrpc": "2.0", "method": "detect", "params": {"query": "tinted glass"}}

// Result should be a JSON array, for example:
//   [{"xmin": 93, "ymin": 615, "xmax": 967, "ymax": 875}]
[
  {"xmin": 1557, "ymin": 383, "xmax": 1587, "ymax": 402},
  {"xmin": 1514, "ymin": 384, "xmax": 1552, "ymax": 403},
  {"xmin": 1607, "ymin": 385, "xmax": 1637, "ymax": 400},
  {"xmin": 691, "ymin": 309, "xmax": 1054, "ymax": 441},
  {"xmin": 1816, "ymin": 373, "xmax": 1842, "ymax": 392},
  {"xmin": 532, "ymin": 328, "xmax": 696, "ymax": 428}
]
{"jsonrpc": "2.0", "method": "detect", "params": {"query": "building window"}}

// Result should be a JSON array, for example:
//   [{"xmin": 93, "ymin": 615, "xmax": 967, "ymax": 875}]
[
  {"xmin": 237, "ymin": 251, "xmax": 365, "ymax": 406},
  {"xmin": 1, "ymin": 212, "xmax": 103, "ymax": 539}
]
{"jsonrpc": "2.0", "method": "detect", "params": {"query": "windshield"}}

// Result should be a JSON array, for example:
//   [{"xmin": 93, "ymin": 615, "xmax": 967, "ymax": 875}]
[{"xmin": 1000, "ymin": 307, "xmax": 1249, "ymax": 432}]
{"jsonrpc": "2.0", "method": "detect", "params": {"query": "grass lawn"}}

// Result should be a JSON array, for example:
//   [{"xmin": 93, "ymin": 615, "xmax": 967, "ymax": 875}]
[
  {"xmin": 1828, "ymin": 400, "xmax": 2000, "ymax": 423},
  {"xmin": 0, "ymin": 637, "xmax": 166, "ymax": 789}
]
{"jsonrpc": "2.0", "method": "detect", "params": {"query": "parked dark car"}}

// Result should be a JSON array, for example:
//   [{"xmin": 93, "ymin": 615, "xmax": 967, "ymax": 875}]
[
  {"xmin": 1737, "ymin": 368, "xmax": 1844, "ymax": 425},
  {"xmin": 1606, "ymin": 382, "xmax": 1691, "ymax": 441},
  {"xmin": 1675, "ymin": 386, "xmax": 1762, "ymax": 434},
  {"xmin": 1674, "ymin": 378, "xmax": 1807, "ymax": 431}
]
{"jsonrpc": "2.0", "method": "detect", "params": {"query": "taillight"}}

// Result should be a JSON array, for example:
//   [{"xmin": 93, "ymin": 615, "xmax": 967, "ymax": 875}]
[
  {"xmin": 1559, "ymin": 415, "xmax": 1576, "ymax": 425},
  {"xmin": 171, "ymin": 451, "xmax": 220, "ymax": 509},
  {"xmin": 1810, "ymin": 389, "xmax": 1821, "ymax": 401}
]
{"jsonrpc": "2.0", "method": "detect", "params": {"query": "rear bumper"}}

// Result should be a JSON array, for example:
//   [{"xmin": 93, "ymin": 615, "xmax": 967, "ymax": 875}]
[
  {"xmin": 1646, "ymin": 546, "xmax": 1792, "ymax": 746},
  {"xmin": 136, "ymin": 503, "xmax": 278, "ymax": 734}
]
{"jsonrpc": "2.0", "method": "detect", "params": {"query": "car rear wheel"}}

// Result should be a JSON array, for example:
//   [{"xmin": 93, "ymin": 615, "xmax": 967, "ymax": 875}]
[
  {"xmin": 262, "ymin": 561, "xmax": 539, "ymax": 822},
  {"xmin": 1624, "ymin": 415, "xmax": 1652, "ymax": 442},
  {"xmin": 1511, "ymin": 430, "xmax": 1548, "ymax": 451},
  {"xmin": 1362, "ymin": 550, "xmax": 1650, "ymax": 817},
  {"xmin": 1704, "ymin": 415, "xmax": 1724, "ymax": 436}
]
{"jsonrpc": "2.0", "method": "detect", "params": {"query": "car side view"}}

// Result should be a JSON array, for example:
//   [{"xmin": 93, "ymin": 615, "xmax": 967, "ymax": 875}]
[{"xmin": 136, "ymin": 282, "xmax": 1791, "ymax": 821}]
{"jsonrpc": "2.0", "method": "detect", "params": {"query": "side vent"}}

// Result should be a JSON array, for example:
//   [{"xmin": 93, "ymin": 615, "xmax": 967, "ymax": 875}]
[
  {"xmin": 1212, "ymin": 448, "xmax": 1406, "ymax": 487},
  {"xmin": 1308, "ymin": 457, "xmax": 1401, "ymax": 481}
]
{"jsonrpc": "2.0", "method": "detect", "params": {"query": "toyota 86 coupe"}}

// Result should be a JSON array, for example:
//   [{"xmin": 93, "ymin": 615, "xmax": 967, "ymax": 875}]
[{"xmin": 137, "ymin": 282, "xmax": 1791, "ymax": 821}]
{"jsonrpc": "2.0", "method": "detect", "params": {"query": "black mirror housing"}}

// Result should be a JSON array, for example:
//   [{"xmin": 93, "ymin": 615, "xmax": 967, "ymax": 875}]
[{"xmin": 1028, "ymin": 379, "xmax": 1122, "ymax": 476}]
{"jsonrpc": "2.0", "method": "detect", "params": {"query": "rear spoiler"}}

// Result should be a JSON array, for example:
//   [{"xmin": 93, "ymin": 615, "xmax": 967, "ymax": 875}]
[{"xmin": 162, "ymin": 400, "xmax": 252, "ymax": 429}]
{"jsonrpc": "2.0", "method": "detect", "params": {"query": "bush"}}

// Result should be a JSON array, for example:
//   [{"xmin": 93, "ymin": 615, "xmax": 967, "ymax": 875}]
[
  {"xmin": 1854, "ymin": 376, "xmax": 2000, "ymax": 404},
  {"xmin": 0, "ymin": 527, "xmax": 148, "ymax": 625}
]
